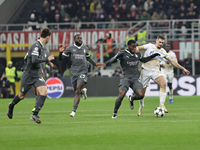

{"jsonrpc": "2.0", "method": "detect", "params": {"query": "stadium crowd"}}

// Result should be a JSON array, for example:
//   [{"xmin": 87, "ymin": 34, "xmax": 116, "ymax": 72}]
[{"xmin": 25, "ymin": 0, "xmax": 200, "ymax": 30}]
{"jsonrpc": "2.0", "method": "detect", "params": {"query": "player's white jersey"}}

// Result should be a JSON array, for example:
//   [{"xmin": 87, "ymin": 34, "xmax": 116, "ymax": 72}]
[
  {"xmin": 141, "ymin": 43, "xmax": 169, "ymax": 71},
  {"xmin": 161, "ymin": 50, "xmax": 177, "ymax": 73}
]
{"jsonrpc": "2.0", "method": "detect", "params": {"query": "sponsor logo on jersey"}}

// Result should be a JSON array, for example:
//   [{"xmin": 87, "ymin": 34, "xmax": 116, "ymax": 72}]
[{"xmin": 46, "ymin": 78, "xmax": 64, "ymax": 98}]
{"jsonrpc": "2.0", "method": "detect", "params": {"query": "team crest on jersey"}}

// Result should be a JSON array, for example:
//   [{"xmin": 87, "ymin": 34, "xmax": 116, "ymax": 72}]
[{"xmin": 73, "ymin": 49, "xmax": 76, "ymax": 52}]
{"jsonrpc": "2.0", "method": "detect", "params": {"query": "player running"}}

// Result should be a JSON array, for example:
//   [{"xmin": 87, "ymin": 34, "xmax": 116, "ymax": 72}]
[
  {"xmin": 7, "ymin": 27, "xmax": 54, "ymax": 124},
  {"xmin": 106, "ymin": 40, "xmax": 160, "ymax": 118},
  {"xmin": 129, "ymin": 34, "xmax": 190, "ymax": 116},
  {"xmin": 160, "ymin": 43, "xmax": 177, "ymax": 104},
  {"xmin": 58, "ymin": 34, "xmax": 106, "ymax": 117}
]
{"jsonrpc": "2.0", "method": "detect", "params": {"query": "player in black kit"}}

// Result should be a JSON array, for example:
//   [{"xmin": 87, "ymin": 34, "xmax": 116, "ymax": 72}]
[
  {"xmin": 58, "ymin": 34, "xmax": 106, "ymax": 117},
  {"xmin": 106, "ymin": 40, "xmax": 160, "ymax": 118},
  {"xmin": 7, "ymin": 27, "xmax": 54, "ymax": 124}
]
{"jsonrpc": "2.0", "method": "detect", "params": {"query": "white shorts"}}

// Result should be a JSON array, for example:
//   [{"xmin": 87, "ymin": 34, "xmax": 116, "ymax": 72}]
[
  {"xmin": 140, "ymin": 68, "xmax": 163, "ymax": 88},
  {"xmin": 161, "ymin": 70, "xmax": 174, "ymax": 83}
]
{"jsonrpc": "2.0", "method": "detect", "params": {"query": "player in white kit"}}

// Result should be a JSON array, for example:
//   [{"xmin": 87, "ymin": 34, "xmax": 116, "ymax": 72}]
[
  {"xmin": 129, "ymin": 35, "xmax": 190, "ymax": 116},
  {"xmin": 160, "ymin": 43, "xmax": 177, "ymax": 104}
]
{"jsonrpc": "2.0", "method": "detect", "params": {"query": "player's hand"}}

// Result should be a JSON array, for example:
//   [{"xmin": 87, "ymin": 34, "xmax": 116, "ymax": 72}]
[
  {"xmin": 49, "ymin": 62, "xmax": 54, "ymax": 67},
  {"xmin": 182, "ymin": 68, "xmax": 190, "ymax": 75},
  {"xmin": 96, "ymin": 62, "xmax": 106, "ymax": 68},
  {"xmin": 59, "ymin": 44, "xmax": 65, "ymax": 52},
  {"xmin": 48, "ymin": 55, "xmax": 54, "ymax": 61},
  {"xmin": 134, "ymin": 47, "xmax": 139, "ymax": 53}
]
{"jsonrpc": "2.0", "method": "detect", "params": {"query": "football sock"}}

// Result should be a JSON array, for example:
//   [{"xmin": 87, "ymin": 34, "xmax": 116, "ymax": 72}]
[
  {"xmin": 11, "ymin": 94, "xmax": 21, "ymax": 106},
  {"xmin": 169, "ymin": 89, "xmax": 173, "ymax": 99},
  {"xmin": 114, "ymin": 98, "xmax": 122, "ymax": 114},
  {"xmin": 33, "ymin": 95, "xmax": 46, "ymax": 116},
  {"xmin": 160, "ymin": 88, "xmax": 166, "ymax": 106},
  {"xmin": 73, "ymin": 104, "xmax": 78, "ymax": 112},
  {"xmin": 139, "ymin": 98, "xmax": 145, "ymax": 107}
]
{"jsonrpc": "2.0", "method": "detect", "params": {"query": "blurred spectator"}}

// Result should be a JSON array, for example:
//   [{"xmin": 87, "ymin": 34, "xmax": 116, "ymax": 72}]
[
  {"xmin": 180, "ymin": 21, "xmax": 190, "ymax": 38},
  {"xmin": 135, "ymin": 0, "xmax": 144, "ymax": 7},
  {"xmin": 23, "ymin": 25, "xmax": 33, "ymax": 31},
  {"xmin": 77, "ymin": 6, "xmax": 89, "ymax": 19},
  {"xmin": 32, "ymin": 8, "xmax": 40, "ymax": 19},
  {"xmin": 157, "ymin": 12, "xmax": 167, "ymax": 27},
  {"xmin": 106, "ymin": 14, "xmax": 113, "ymax": 21},
  {"xmin": 174, "ymin": 20, "xmax": 182, "ymax": 38},
  {"xmin": 156, "ymin": 4, "xmax": 167, "ymax": 15},
  {"xmin": 124, "ymin": 13, "xmax": 132, "ymax": 21},
  {"xmin": 112, "ymin": 67, "xmax": 122, "ymax": 77},
  {"xmin": 43, "ymin": 8, "xmax": 52, "ymax": 22},
  {"xmin": 80, "ymin": 15, "xmax": 92, "ymax": 29},
  {"xmin": 101, "ymin": 0, "xmax": 109, "ymax": 14},
  {"xmin": 177, "ymin": 5, "xmax": 186, "ymax": 17},
  {"xmin": 184, "ymin": 53, "xmax": 192, "ymax": 73},
  {"xmin": 28, "ymin": 13, "xmax": 37, "ymax": 30},
  {"xmin": 144, "ymin": 0, "xmax": 154, "ymax": 11},
  {"xmin": 153, "ymin": 0, "xmax": 160, "ymax": 9},
  {"xmin": 188, "ymin": 2, "xmax": 198, "ymax": 14},
  {"xmin": 137, "ymin": 5, "xmax": 144, "ymax": 16},
  {"xmin": 107, "ymin": 18, "xmax": 117, "ymax": 29},
  {"xmin": 93, "ymin": 6, "xmax": 107, "ymax": 22},
  {"xmin": 63, "ymin": 13, "xmax": 71, "ymax": 29},
  {"xmin": 130, "ymin": 5, "xmax": 137, "ymax": 19},
  {"xmin": 115, "ymin": 13, "xmax": 124, "ymax": 28},
  {"xmin": 179, "ymin": 12, "xmax": 186, "ymax": 20},
  {"xmin": 166, "ymin": 5, "xmax": 175, "ymax": 18},
  {"xmin": 140, "ymin": 11, "xmax": 151, "ymax": 20},
  {"xmin": 50, "ymin": 66, "xmax": 60, "ymax": 78},
  {"xmin": 125, "ymin": 0, "xmax": 134, "ymax": 11},
  {"xmin": 171, "ymin": 0, "xmax": 179, "ymax": 10},
  {"xmin": 113, "ymin": 5, "xmax": 119, "ymax": 18},
  {"xmin": 119, "ymin": 4, "xmax": 127, "ymax": 18},
  {"xmin": 151, "ymin": 11, "xmax": 158, "ymax": 20},
  {"xmin": 109, "ymin": 0, "xmax": 119, "ymax": 15},
  {"xmin": 105, "ymin": 33, "xmax": 116, "ymax": 61},
  {"xmin": 136, "ymin": 23, "xmax": 147, "ymax": 46},
  {"xmin": 5, "ymin": 61, "xmax": 17, "ymax": 96},
  {"xmin": 53, "ymin": 14, "xmax": 63, "ymax": 30},
  {"xmin": 0, "ymin": 74, "xmax": 11, "ymax": 98},
  {"xmin": 90, "ymin": 0, "xmax": 101, "ymax": 14},
  {"xmin": 50, "ymin": 0, "xmax": 57, "ymax": 14},
  {"xmin": 65, "ymin": 2, "xmax": 76, "ymax": 18},
  {"xmin": 36, "ymin": 16, "xmax": 47, "ymax": 30},
  {"xmin": 148, "ymin": 5, "xmax": 154, "ymax": 16},
  {"xmin": 126, "ymin": 31, "xmax": 135, "ymax": 45},
  {"xmin": 41, "ymin": 0, "xmax": 50, "ymax": 14}
]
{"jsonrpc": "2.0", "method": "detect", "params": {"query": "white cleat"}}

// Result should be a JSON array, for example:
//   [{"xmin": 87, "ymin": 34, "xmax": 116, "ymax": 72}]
[
  {"xmin": 82, "ymin": 88, "xmax": 87, "ymax": 100},
  {"xmin": 111, "ymin": 113, "xmax": 117, "ymax": 119},
  {"xmin": 137, "ymin": 106, "xmax": 144, "ymax": 117},
  {"xmin": 70, "ymin": 111, "xmax": 76, "ymax": 117},
  {"xmin": 160, "ymin": 105, "xmax": 168, "ymax": 113}
]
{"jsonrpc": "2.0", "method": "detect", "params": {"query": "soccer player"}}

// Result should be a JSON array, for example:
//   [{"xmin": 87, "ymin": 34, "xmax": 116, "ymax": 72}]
[
  {"xmin": 106, "ymin": 40, "xmax": 160, "ymax": 118},
  {"xmin": 129, "ymin": 34, "xmax": 190, "ymax": 116},
  {"xmin": 160, "ymin": 43, "xmax": 177, "ymax": 104},
  {"xmin": 7, "ymin": 27, "xmax": 54, "ymax": 124},
  {"xmin": 58, "ymin": 34, "xmax": 106, "ymax": 117}
]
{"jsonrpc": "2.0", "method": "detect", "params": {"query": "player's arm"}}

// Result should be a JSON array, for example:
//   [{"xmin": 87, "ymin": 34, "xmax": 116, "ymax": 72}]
[
  {"xmin": 31, "ymin": 47, "xmax": 54, "ymax": 64},
  {"xmin": 86, "ymin": 52, "xmax": 106, "ymax": 68},
  {"xmin": 58, "ymin": 44, "xmax": 70, "ymax": 61},
  {"xmin": 139, "ymin": 52, "xmax": 160, "ymax": 63},
  {"xmin": 105, "ymin": 52, "xmax": 124, "ymax": 65},
  {"xmin": 166, "ymin": 57, "xmax": 190, "ymax": 75}
]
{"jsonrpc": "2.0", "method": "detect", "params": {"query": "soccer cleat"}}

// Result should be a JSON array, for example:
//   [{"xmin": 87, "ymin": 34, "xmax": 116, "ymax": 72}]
[
  {"xmin": 111, "ymin": 113, "xmax": 117, "ymax": 118},
  {"xmin": 7, "ymin": 103, "xmax": 14, "ymax": 119},
  {"xmin": 30, "ymin": 115, "xmax": 41, "ymax": 124},
  {"xmin": 82, "ymin": 88, "xmax": 87, "ymax": 100},
  {"xmin": 137, "ymin": 106, "xmax": 144, "ymax": 117},
  {"xmin": 32, "ymin": 107, "xmax": 35, "ymax": 113},
  {"xmin": 160, "ymin": 105, "xmax": 168, "ymax": 113},
  {"xmin": 169, "ymin": 99, "xmax": 173, "ymax": 104},
  {"xmin": 70, "ymin": 111, "xmax": 76, "ymax": 117},
  {"xmin": 128, "ymin": 95, "xmax": 134, "ymax": 110}
]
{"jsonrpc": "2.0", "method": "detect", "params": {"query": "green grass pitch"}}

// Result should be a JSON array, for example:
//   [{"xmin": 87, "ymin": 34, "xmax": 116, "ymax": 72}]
[{"xmin": 0, "ymin": 96, "xmax": 200, "ymax": 150}]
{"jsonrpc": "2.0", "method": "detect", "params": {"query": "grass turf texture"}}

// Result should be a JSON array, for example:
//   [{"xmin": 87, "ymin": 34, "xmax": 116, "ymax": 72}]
[{"xmin": 0, "ymin": 96, "xmax": 199, "ymax": 150}]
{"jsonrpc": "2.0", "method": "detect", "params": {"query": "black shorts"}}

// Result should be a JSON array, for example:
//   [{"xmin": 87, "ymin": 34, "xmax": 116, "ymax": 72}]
[
  {"xmin": 20, "ymin": 72, "xmax": 46, "ymax": 94},
  {"xmin": 119, "ymin": 77, "xmax": 143, "ymax": 92},
  {"xmin": 70, "ymin": 73, "xmax": 88, "ymax": 90}
]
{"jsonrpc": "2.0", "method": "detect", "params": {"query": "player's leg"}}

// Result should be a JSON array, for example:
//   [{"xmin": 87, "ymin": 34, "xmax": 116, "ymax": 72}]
[
  {"xmin": 168, "ymin": 83, "xmax": 173, "ymax": 104},
  {"xmin": 112, "ymin": 89, "xmax": 126, "ymax": 118},
  {"xmin": 70, "ymin": 83, "xmax": 84, "ymax": 117},
  {"xmin": 7, "ymin": 72, "xmax": 31, "ymax": 119},
  {"xmin": 154, "ymin": 75, "xmax": 168, "ymax": 113}
]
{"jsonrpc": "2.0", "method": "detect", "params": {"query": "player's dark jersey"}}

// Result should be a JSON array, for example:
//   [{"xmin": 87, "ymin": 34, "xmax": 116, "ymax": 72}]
[
  {"xmin": 114, "ymin": 50, "xmax": 142, "ymax": 79},
  {"xmin": 23, "ymin": 40, "xmax": 48, "ymax": 78},
  {"xmin": 62, "ymin": 44, "xmax": 95, "ymax": 76}
]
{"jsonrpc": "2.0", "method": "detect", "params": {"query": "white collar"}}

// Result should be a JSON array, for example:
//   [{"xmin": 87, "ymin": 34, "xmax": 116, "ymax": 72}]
[
  {"xmin": 74, "ymin": 43, "xmax": 83, "ymax": 49},
  {"xmin": 125, "ymin": 49, "xmax": 134, "ymax": 56}
]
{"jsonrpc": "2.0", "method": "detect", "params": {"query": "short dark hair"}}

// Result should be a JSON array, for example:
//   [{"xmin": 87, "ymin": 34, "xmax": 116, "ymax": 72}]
[
  {"xmin": 40, "ymin": 27, "xmax": 51, "ymax": 38},
  {"xmin": 165, "ymin": 43, "xmax": 170, "ymax": 47},
  {"xmin": 74, "ymin": 34, "xmax": 80, "ymax": 40},
  {"xmin": 127, "ymin": 40, "xmax": 136, "ymax": 46},
  {"xmin": 157, "ymin": 34, "xmax": 165, "ymax": 40}
]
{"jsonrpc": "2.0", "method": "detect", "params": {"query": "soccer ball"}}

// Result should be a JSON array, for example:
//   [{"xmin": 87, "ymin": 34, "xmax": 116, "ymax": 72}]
[{"xmin": 154, "ymin": 107, "xmax": 165, "ymax": 117}]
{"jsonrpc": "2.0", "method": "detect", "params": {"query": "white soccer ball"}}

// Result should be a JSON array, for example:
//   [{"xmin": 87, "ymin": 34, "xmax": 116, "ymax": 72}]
[{"xmin": 154, "ymin": 107, "xmax": 165, "ymax": 117}]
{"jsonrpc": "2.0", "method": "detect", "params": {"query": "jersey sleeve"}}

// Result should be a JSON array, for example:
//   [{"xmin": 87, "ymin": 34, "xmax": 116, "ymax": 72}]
[
  {"xmin": 171, "ymin": 53, "xmax": 177, "ymax": 62},
  {"xmin": 136, "ymin": 52, "xmax": 142, "ymax": 59},
  {"xmin": 62, "ymin": 46, "xmax": 71, "ymax": 57},
  {"xmin": 142, "ymin": 43, "xmax": 152, "ymax": 50},
  {"xmin": 85, "ymin": 46, "xmax": 90, "ymax": 58}
]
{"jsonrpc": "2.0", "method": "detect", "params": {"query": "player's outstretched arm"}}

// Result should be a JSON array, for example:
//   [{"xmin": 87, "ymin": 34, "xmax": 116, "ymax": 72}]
[
  {"xmin": 104, "ymin": 52, "xmax": 124, "ymax": 66},
  {"xmin": 140, "ymin": 53, "xmax": 160, "ymax": 63},
  {"xmin": 167, "ymin": 57, "xmax": 190, "ymax": 75}
]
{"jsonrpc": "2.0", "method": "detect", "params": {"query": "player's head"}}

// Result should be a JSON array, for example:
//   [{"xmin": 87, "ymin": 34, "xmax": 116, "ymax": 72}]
[
  {"xmin": 40, "ymin": 27, "xmax": 51, "ymax": 44},
  {"xmin": 74, "ymin": 34, "xmax": 82, "ymax": 46},
  {"xmin": 156, "ymin": 34, "xmax": 165, "ymax": 49},
  {"xmin": 106, "ymin": 33, "xmax": 111, "ymax": 39},
  {"xmin": 164, "ymin": 43, "xmax": 171, "ymax": 52},
  {"xmin": 127, "ymin": 40, "xmax": 137, "ymax": 53}
]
